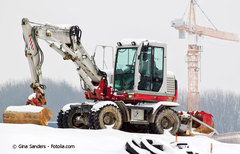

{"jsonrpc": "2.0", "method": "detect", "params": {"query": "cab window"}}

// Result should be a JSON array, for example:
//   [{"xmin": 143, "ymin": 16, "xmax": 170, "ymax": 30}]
[{"xmin": 114, "ymin": 48, "xmax": 137, "ymax": 91}]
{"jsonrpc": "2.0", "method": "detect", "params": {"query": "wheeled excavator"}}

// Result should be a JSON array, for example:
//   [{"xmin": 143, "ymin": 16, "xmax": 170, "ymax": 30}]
[{"xmin": 3, "ymin": 18, "xmax": 215, "ymax": 135}]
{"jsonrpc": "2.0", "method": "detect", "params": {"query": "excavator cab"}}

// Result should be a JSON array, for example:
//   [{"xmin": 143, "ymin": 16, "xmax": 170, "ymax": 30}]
[{"xmin": 113, "ymin": 40, "xmax": 171, "ymax": 99}]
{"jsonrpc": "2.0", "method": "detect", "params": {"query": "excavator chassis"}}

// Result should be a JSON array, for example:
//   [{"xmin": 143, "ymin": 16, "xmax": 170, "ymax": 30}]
[
  {"xmin": 57, "ymin": 102, "xmax": 215, "ymax": 135},
  {"xmin": 57, "ymin": 101, "xmax": 181, "ymax": 135}
]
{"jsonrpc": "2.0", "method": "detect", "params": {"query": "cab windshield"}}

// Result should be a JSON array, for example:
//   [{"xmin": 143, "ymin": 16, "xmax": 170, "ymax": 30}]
[{"xmin": 114, "ymin": 48, "xmax": 137, "ymax": 91}]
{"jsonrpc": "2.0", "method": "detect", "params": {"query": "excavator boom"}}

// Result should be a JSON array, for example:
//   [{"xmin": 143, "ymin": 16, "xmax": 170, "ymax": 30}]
[
  {"xmin": 3, "ymin": 18, "xmax": 107, "ymax": 126},
  {"xmin": 22, "ymin": 18, "xmax": 105, "ymax": 96}
]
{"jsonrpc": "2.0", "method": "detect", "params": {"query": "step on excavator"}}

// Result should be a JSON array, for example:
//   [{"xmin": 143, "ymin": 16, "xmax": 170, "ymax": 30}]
[{"xmin": 3, "ymin": 18, "xmax": 214, "ymax": 135}]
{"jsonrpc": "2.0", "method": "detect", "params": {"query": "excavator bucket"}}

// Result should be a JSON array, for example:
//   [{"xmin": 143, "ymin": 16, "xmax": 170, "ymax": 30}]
[
  {"xmin": 191, "ymin": 111, "xmax": 214, "ymax": 134},
  {"xmin": 178, "ymin": 111, "xmax": 214, "ymax": 135},
  {"xmin": 2, "ymin": 90, "xmax": 53, "ymax": 126}
]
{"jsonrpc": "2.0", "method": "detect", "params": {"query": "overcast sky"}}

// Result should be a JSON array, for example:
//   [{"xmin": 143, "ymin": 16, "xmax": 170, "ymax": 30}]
[{"xmin": 0, "ymin": 0, "xmax": 240, "ymax": 94}]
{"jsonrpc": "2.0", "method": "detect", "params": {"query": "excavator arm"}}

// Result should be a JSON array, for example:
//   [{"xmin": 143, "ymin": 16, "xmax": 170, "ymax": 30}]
[
  {"xmin": 3, "ymin": 18, "xmax": 108, "ymax": 126},
  {"xmin": 21, "ymin": 18, "xmax": 106, "ymax": 106}
]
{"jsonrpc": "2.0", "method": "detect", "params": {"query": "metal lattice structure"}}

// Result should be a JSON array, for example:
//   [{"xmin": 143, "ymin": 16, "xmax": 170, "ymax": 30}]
[
  {"xmin": 186, "ymin": 44, "xmax": 202, "ymax": 111},
  {"xmin": 172, "ymin": 0, "xmax": 239, "ymax": 111}
]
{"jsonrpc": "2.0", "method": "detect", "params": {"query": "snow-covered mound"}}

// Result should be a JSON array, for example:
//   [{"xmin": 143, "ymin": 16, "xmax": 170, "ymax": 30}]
[
  {"xmin": 5, "ymin": 105, "xmax": 44, "ymax": 113},
  {"xmin": 0, "ymin": 123, "xmax": 239, "ymax": 154}
]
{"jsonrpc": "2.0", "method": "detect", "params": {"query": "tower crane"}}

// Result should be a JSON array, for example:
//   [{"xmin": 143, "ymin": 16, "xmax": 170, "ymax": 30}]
[{"xmin": 172, "ymin": 0, "xmax": 239, "ymax": 112}]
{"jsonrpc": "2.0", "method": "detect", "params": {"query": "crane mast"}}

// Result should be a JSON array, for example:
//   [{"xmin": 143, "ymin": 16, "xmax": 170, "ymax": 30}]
[{"xmin": 22, "ymin": 18, "xmax": 105, "ymax": 98}]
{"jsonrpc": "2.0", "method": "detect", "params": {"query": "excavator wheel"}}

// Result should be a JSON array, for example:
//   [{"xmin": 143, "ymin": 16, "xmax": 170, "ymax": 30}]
[
  {"xmin": 57, "ymin": 110, "xmax": 64, "ymax": 128},
  {"xmin": 57, "ymin": 110, "xmax": 70, "ymax": 128},
  {"xmin": 90, "ymin": 105, "xmax": 122, "ymax": 129},
  {"xmin": 67, "ymin": 108, "xmax": 89, "ymax": 129},
  {"xmin": 150, "ymin": 108, "xmax": 180, "ymax": 135}
]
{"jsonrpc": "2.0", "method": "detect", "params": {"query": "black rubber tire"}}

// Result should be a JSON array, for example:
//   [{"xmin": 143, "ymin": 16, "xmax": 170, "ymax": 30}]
[
  {"xmin": 150, "ymin": 108, "xmax": 180, "ymax": 135},
  {"xmin": 67, "ymin": 108, "xmax": 89, "ymax": 129},
  {"xmin": 62, "ymin": 110, "xmax": 70, "ymax": 128},
  {"xmin": 90, "ymin": 105, "xmax": 122, "ymax": 129},
  {"xmin": 125, "ymin": 141, "xmax": 139, "ymax": 154},
  {"xmin": 140, "ymin": 140, "xmax": 161, "ymax": 153},
  {"xmin": 57, "ymin": 109, "xmax": 70, "ymax": 128},
  {"xmin": 89, "ymin": 111, "xmax": 96, "ymax": 129},
  {"xmin": 57, "ymin": 110, "xmax": 64, "ymax": 128}
]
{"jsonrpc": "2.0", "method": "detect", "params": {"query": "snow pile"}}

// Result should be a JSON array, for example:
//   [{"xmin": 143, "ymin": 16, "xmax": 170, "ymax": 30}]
[
  {"xmin": 28, "ymin": 93, "xmax": 36, "ymax": 100},
  {"xmin": 91, "ymin": 101, "xmax": 118, "ymax": 112},
  {"xmin": 5, "ymin": 105, "xmax": 44, "ymax": 113},
  {"xmin": 0, "ymin": 123, "xmax": 240, "ymax": 154},
  {"xmin": 61, "ymin": 103, "xmax": 83, "ymax": 112},
  {"xmin": 60, "ymin": 102, "xmax": 116, "ymax": 113}
]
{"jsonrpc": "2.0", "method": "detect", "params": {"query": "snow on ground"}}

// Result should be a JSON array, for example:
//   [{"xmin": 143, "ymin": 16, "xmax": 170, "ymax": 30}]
[{"xmin": 0, "ymin": 123, "xmax": 239, "ymax": 154}]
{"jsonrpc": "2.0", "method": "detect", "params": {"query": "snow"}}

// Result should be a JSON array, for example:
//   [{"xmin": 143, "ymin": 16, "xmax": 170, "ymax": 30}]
[
  {"xmin": 61, "ymin": 102, "xmax": 97, "ymax": 112},
  {"xmin": 61, "ymin": 101, "xmax": 118, "ymax": 113},
  {"xmin": 0, "ymin": 123, "xmax": 240, "ymax": 154},
  {"xmin": 5, "ymin": 105, "xmax": 44, "ymax": 113},
  {"xmin": 61, "ymin": 103, "xmax": 82, "ymax": 112},
  {"xmin": 167, "ymin": 71, "xmax": 175, "ymax": 77},
  {"xmin": 91, "ymin": 101, "xmax": 118, "ymax": 112},
  {"xmin": 126, "ymin": 138, "xmax": 150, "ymax": 154},
  {"xmin": 28, "ymin": 93, "xmax": 36, "ymax": 100},
  {"xmin": 56, "ymin": 24, "xmax": 72, "ymax": 29},
  {"xmin": 179, "ymin": 111, "xmax": 190, "ymax": 118},
  {"xmin": 141, "ymin": 137, "xmax": 165, "ymax": 154}
]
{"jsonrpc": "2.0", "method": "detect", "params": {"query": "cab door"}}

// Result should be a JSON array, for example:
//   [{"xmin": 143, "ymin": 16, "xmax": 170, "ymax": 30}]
[
  {"xmin": 138, "ymin": 46, "xmax": 164, "ymax": 92},
  {"xmin": 114, "ymin": 48, "xmax": 137, "ymax": 91}
]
